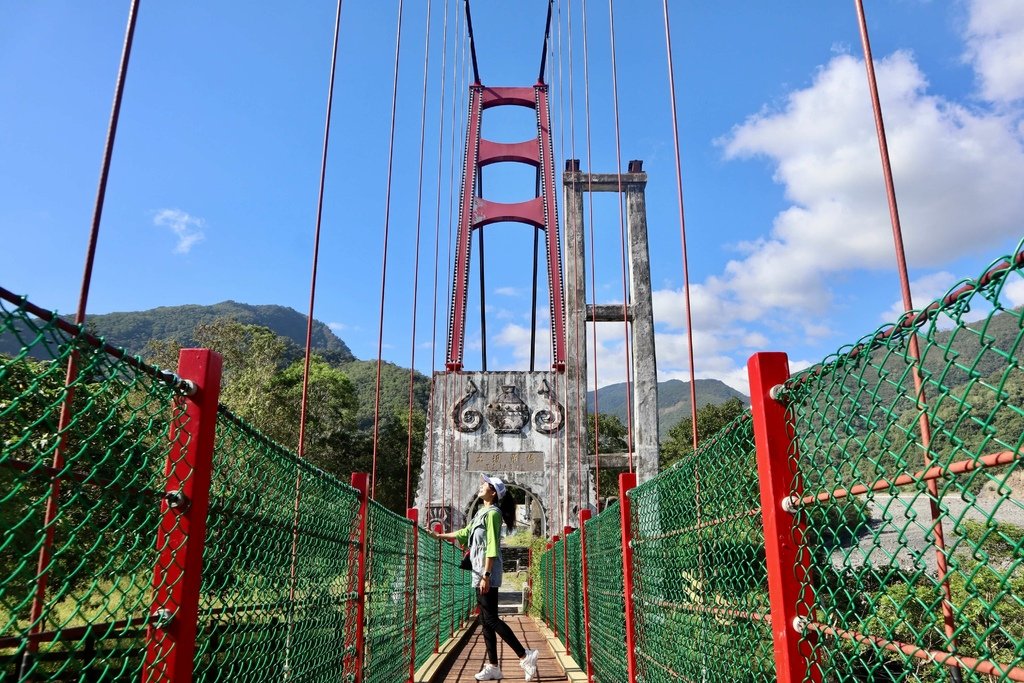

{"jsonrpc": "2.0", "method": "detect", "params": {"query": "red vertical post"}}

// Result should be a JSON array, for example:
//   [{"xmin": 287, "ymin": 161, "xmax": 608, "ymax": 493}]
[
  {"xmin": 526, "ymin": 545, "xmax": 533, "ymax": 613},
  {"xmin": 619, "ymin": 472, "xmax": 638, "ymax": 683},
  {"xmin": 578, "ymin": 509, "xmax": 595, "ymax": 682},
  {"xmin": 351, "ymin": 473, "xmax": 371, "ymax": 683},
  {"xmin": 406, "ymin": 508, "xmax": 419, "ymax": 683},
  {"xmin": 142, "ymin": 349, "xmax": 223, "ymax": 683},
  {"xmin": 747, "ymin": 352, "xmax": 821, "ymax": 683},
  {"xmin": 562, "ymin": 525, "xmax": 572, "ymax": 653}
]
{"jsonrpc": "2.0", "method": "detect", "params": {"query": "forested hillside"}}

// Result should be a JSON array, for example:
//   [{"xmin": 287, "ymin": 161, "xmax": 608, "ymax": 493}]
[
  {"xmin": 0, "ymin": 301, "xmax": 354, "ymax": 365},
  {"xmin": 587, "ymin": 378, "xmax": 749, "ymax": 440}
]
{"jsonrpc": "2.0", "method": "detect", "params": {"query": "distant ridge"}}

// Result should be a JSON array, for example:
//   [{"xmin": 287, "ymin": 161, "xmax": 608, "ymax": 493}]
[
  {"xmin": 587, "ymin": 378, "xmax": 750, "ymax": 440},
  {"xmin": 0, "ymin": 301, "xmax": 354, "ymax": 365}
]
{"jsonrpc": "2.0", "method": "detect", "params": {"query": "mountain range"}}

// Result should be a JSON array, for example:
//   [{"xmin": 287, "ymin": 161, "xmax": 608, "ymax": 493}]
[{"xmin": 587, "ymin": 378, "xmax": 749, "ymax": 441}]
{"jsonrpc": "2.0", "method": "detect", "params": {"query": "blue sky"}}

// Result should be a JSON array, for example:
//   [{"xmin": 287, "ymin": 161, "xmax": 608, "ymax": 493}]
[{"xmin": 3, "ymin": 1, "xmax": 1023, "ymax": 394}]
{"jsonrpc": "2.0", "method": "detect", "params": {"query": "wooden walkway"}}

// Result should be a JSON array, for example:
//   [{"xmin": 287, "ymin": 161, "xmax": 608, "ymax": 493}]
[{"xmin": 438, "ymin": 615, "xmax": 569, "ymax": 682}]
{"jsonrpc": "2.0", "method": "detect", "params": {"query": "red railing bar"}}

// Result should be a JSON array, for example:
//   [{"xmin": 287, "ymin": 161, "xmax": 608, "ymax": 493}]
[
  {"xmin": 636, "ymin": 597, "xmax": 771, "ymax": 624},
  {"xmin": 1, "ymin": 457, "xmax": 159, "ymax": 498},
  {"xmin": 785, "ymin": 247, "xmax": 1024, "ymax": 392},
  {"xmin": 0, "ymin": 287, "xmax": 183, "ymax": 388},
  {"xmin": 632, "ymin": 507, "xmax": 760, "ymax": 544},
  {"xmin": 796, "ymin": 449, "xmax": 1020, "ymax": 507},
  {"xmin": 806, "ymin": 621, "xmax": 1024, "ymax": 682},
  {"xmin": 635, "ymin": 648, "xmax": 696, "ymax": 683}
]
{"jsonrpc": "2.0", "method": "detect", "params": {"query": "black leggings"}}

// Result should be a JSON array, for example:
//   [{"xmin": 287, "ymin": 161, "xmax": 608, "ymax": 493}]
[{"xmin": 477, "ymin": 587, "xmax": 526, "ymax": 665}]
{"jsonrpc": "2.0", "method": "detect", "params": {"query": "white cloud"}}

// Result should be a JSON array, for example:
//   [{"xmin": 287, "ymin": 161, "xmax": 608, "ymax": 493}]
[
  {"xmin": 963, "ymin": 0, "xmax": 1024, "ymax": 104},
  {"xmin": 154, "ymin": 209, "xmax": 205, "ymax": 254},
  {"xmin": 1001, "ymin": 273, "xmax": 1024, "ymax": 307},
  {"xmin": 328, "ymin": 322, "xmax": 349, "ymax": 332},
  {"xmin": 880, "ymin": 271, "xmax": 956, "ymax": 322},
  {"xmin": 495, "ymin": 286, "xmax": 523, "ymax": 297}
]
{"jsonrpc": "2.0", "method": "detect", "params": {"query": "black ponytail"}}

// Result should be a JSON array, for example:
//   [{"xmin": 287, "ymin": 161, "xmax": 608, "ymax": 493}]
[{"xmin": 498, "ymin": 490, "xmax": 517, "ymax": 533}]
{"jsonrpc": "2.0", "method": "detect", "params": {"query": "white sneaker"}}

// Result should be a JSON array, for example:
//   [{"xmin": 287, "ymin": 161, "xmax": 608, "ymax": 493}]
[
  {"xmin": 475, "ymin": 663, "xmax": 504, "ymax": 680},
  {"xmin": 519, "ymin": 649, "xmax": 539, "ymax": 680}
]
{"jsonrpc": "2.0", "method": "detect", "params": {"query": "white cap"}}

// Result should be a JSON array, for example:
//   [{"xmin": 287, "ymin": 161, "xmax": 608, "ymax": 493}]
[{"xmin": 480, "ymin": 474, "xmax": 507, "ymax": 500}]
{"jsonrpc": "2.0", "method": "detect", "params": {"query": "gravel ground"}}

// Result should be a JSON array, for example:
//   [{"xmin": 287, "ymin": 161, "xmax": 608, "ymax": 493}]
[{"xmin": 830, "ymin": 492, "xmax": 1024, "ymax": 573}]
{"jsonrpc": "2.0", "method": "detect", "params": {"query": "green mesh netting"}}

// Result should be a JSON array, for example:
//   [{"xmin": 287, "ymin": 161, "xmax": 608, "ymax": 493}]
[
  {"xmin": 363, "ymin": 500, "xmax": 415, "ymax": 683},
  {"xmin": 415, "ymin": 530, "xmax": 441, "ymax": 669},
  {"xmin": 630, "ymin": 413, "xmax": 775, "ymax": 682},
  {"xmin": 782, "ymin": 246, "xmax": 1024, "ymax": 682},
  {"xmin": 566, "ymin": 531, "xmax": 586, "ymax": 667},
  {"xmin": 586, "ymin": 503, "xmax": 628, "ymax": 683},
  {"xmin": 553, "ymin": 537, "xmax": 566, "ymax": 646},
  {"xmin": 191, "ymin": 408, "xmax": 362, "ymax": 682},
  {"xmin": 1, "ymin": 294, "xmax": 185, "ymax": 680}
]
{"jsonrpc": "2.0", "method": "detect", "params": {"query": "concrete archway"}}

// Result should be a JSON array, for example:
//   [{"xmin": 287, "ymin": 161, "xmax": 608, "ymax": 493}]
[{"xmin": 464, "ymin": 480, "xmax": 549, "ymax": 538}]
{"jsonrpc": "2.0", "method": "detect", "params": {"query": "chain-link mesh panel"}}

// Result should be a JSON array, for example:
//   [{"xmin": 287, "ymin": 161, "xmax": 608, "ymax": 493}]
[
  {"xmin": 538, "ymin": 547, "xmax": 550, "ymax": 626},
  {"xmin": 630, "ymin": 414, "xmax": 776, "ymax": 682},
  {"xmin": 783, "ymin": 246, "xmax": 1024, "ymax": 682},
  {"xmin": 415, "ymin": 530, "xmax": 441, "ymax": 670},
  {"xmin": 566, "ymin": 531, "xmax": 586, "ymax": 669},
  {"xmin": 1, "ymin": 292, "xmax": 185, "ymax": 680},
  {"xmin": 192, "ymin": 409, "xmax": 361, "ymax": 682},
  {"xmin": 553, "ymin": 538, "xmax": 566, "ymax": 646},
  {"xmin": 363, "ymin": 500, "xmax": 415, "ymax": 683},
  {"xmin": 586, "ymin": 504, "xmax": 628, "ymax": 683}
]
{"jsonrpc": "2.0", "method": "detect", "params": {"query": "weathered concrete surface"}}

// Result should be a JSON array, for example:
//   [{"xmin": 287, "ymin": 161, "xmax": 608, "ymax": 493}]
[{"xmin": 414, "ymin": 370, "xmax": 592, "ymax": 530}]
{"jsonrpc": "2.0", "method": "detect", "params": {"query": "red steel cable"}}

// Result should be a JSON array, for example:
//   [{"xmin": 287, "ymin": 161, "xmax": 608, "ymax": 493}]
[
  {"xmin": 580, "ymin": 0, "xmax": 602, "ymax": 504},
  {"xmin": 660, "ymin": 0, "xmax": 699, "ymax": 452},
  {"xmin": 298, "ymin": 0, "xmax": 345, "ymax": 460},
  {"xmin": 854, "ymin": 2, "xmax": 962, "ymax": 670},
  {"xmin": 371, "ymin": 0, "xmax": 407, "ymax": 499},
  {"xmin": 426, "ymin": 0, "xmax": 454, "ymax": 517},
  {"xmin": 606, "ymin": 0, "xmax": 636, "ymax": 474},
  {"xmin": 22, "ymin": 1, "xmax": 140, "ymax": 673},
  {"xmin": 288, "ymin": 3, "xmax": 345, "ymax": 670},
  {"xmin": 405, "ymin": 0, "xmax": 434, "ymax": 512}
]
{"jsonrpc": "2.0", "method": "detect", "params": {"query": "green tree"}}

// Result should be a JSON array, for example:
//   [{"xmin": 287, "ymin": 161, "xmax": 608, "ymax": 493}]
[
  {"xmin": 587, "ymin": 412, "xmax": 629, "ymax": 500},
  {"xmin": 660, "ymin": 397, "xmax": 746, "ymax": 468}
]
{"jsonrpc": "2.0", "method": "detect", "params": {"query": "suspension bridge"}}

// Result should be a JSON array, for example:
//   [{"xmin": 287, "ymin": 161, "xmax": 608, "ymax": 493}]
[{"xmin": 2, "ymin": 1, "xmax": 1023, "ymax": 682}]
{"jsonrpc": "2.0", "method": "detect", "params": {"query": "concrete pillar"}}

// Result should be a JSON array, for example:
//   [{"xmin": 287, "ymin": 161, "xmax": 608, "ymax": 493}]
[
  {"xmin": 563, "ymin": 160, "xmax": 589, "ymax": 525},
  {"xmin": 625, "ymin": 161, "xmax": 659, "ymax": 484}
]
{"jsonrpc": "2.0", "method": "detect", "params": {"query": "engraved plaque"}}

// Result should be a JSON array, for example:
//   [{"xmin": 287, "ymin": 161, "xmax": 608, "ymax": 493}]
[{"xmin": 468, "ymin": 451, "xmax": 544, "ymax": 472}]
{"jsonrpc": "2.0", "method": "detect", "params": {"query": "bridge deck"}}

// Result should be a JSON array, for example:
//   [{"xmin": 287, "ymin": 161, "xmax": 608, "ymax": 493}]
[{"xmin": 439, "ymin": 615, "xmax": 568, "ymax": 682}]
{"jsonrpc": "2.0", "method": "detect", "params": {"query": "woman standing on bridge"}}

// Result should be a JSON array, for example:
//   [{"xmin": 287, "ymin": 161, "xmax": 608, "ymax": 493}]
[{"xmin": 435, "ymin": 474, "xmax": 539, "ymax": 681}]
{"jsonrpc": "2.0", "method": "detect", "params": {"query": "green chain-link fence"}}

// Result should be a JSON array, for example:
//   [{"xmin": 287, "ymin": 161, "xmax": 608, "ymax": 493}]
[
  {"xmin": 1, "ymin": 292, "xmax": 187, "ymax": 681},
  {"xmin": 631, "ymin": 413, "xmax": 775, "ymax": 683},
  {"xmin": 585, "ymin": 503, "xmax": 628, "ymax": 683},
  {"xmin": 1, "ymin": 289, "xmax": 476, "ymax": 682},
  {"xmin": 537, "ymin": 245, "xmax": 1024, "ymax": 683},
  {"xmin": 191, "ymin": 409, "xmax": 363, "ymax": 682},
  {"xmin": 566, "ymin": 532, "xmax": 585, "ymax": 667},
  {"xmin": 782, "ymin": 246, "xmax": 1024, "ymax": 682}
]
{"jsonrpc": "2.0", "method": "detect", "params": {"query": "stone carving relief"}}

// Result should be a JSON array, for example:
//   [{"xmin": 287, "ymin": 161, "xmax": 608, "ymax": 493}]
[
  {"xmin": 485, "ymin": 385, "xmax": 531, "ymax": 434},
  {"xmin": 533, "ymin": 379, "xmax": 565, "ymax": 435},
  {"xmin": 451, "ymin": 379, "xmax": 483, "ymax": 433}
]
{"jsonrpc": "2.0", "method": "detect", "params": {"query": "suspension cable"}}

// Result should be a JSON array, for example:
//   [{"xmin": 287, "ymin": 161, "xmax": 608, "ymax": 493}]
[
  {"xmin": 580, "ymin": 0, "xmax": 602, "ymax": 504},
  {"xmin": 854, "ymin": 2, "xmax": 961, "ymax": 676},
  {"xmin": 371, "ymin": 0, "xmax": 407, "ymax": 499},
  {"xmin": 426, "ymin": 0, "xmax": 454, "ymax": 519},
  {"xmin": 298, "ymin": 0, "xmax": 345, "ymax": 459},
  {"xmin": 606, "ymin": 0, "xmax": 636, "ymax": 473},
  {"xmin": 405, "ymin": 0, "xmax": 435, "ymax": 511},
  {"xmin": 660, "ymin": 0, "xmax": 699, "ymax": 452},
  {"xmin": 22, "ymin": 2, "xmax": 141, "ymax": 674},
  {"xmin": 538, "ymin": 0, "xmax": 554, "ymax": 83},
  {"xmin": 464, "ymin": 0, "xmax": 481, "ymax": 83}
]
